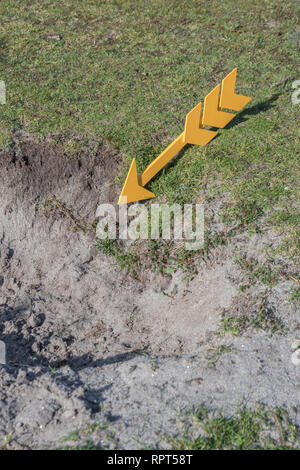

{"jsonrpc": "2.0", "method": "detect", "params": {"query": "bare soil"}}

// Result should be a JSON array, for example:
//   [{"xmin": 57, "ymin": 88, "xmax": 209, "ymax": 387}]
[{"xmin": 0, "ymin": 134, "xmax": 299, "ymax": 449}]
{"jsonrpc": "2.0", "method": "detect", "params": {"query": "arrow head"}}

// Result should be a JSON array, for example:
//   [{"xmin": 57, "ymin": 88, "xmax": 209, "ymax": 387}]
[{"xmin": 118, "ymin": 158, "xmax": 155, "ymax": 205}]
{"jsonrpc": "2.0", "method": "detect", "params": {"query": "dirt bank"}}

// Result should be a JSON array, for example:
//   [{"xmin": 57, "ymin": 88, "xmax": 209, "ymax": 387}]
[{"xmin": 0, "ymin": 134, "xmax": 299, "ymax": 449}]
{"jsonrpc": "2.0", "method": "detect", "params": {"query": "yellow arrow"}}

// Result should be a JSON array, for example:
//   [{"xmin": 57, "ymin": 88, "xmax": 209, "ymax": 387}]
[{"xmin": 118, "ymin": 68, "xmax": 251, "ymax": 205}]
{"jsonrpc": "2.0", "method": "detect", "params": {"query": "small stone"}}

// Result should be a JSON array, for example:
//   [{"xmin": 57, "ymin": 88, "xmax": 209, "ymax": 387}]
[
  {"xmin": 17, "ymin": 369, "xmax": 27, "ymax": 382},
  {"xmin": 291, "ymin": 349, "xmax": 300, "ymax": 366},
  {"xmin": 291, "ymin": 339, "xmax": 300, "ymax": 351},
  {"xmin": 47, "ymin": 34, "xmax": 61, "ymax": 41},
  {"xmin": 0, "ymin": 340, "xmax": 5, "ymax": 365},
  {"xmin": 28, "ymin": 314, "xmax": 44, "ymax": 328},
  {"xmin": 265, "ymin": 21, "xmax": 278, "ymax": 29}
]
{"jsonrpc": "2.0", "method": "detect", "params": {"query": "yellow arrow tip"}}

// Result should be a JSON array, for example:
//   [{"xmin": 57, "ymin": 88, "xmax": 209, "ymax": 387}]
[{"xmin": 118, "ymin": 158, "xmax": 156, "ymax": 205}]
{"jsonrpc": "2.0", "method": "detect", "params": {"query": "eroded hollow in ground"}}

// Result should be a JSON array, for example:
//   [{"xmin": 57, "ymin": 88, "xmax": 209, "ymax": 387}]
[{"xmin": 0, "ymin": 134, "xmax": 239, "ymax": 369}]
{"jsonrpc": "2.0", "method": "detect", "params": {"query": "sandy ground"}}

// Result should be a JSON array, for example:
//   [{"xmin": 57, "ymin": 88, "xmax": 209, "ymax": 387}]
[{"xmin": 0, "ymin": 134, "xmax": 299, "ymax": 449}]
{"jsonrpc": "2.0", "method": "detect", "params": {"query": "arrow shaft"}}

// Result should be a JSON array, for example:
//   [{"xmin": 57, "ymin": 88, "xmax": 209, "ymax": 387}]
[{"xmin": 140, "ymin": 132, "xmax": 185, "ymax": 187}]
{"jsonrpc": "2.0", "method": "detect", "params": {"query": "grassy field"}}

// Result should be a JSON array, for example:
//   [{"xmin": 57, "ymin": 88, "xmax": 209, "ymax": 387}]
[
  {"xmin": 0, "ymin": 0, "xmax": 299, "ymax": 263},
  {"xmin": 170, "ymin": 406, "xmax": 300, "ymax": 450}
]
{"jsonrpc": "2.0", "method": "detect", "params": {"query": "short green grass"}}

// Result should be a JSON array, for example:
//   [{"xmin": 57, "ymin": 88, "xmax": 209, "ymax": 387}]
[
  {"xmin": 97, "ymin": 238, "xmax": 140, "ymax": 278},
  {"xmin": 170, "ymin": 406, "xmax": 300, "ymax": 450},
  {"xmin": 205, "ymin": 344, "xmax": 237, "ymax": 368},
  {"xmin": 220, "ymin": 294, "xmax": 285, "ymax": 336},
  {"xmin": 57, "ymin": 405, "xmax": 300, "ymax": 450},
  {"xmin": 0, "ymin": 0, "xmax": 299, "ymax": 264},
  {"xmin": 235, "ymin": 253, "xmax": 281, "ymax": 288},
  {"xmin": 57, "ymin": 423, "xmax": 113, "ymax": 450},
  {"xmin": 290, "ymin": 285, "xmax": 300, "ymax": 307},
  {"xmin": 0, "ymin": 432, "xmax": 13, "ymax": 450}
]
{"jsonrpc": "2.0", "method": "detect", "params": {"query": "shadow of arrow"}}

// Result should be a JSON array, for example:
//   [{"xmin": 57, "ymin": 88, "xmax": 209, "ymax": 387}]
[
  {"xmin": 142, "ymin": 95, "xmax": 281, "ymax": 190},
  {"xmin": 224, "ymin": 93, "xmax": 280, "ymax": 129}
]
